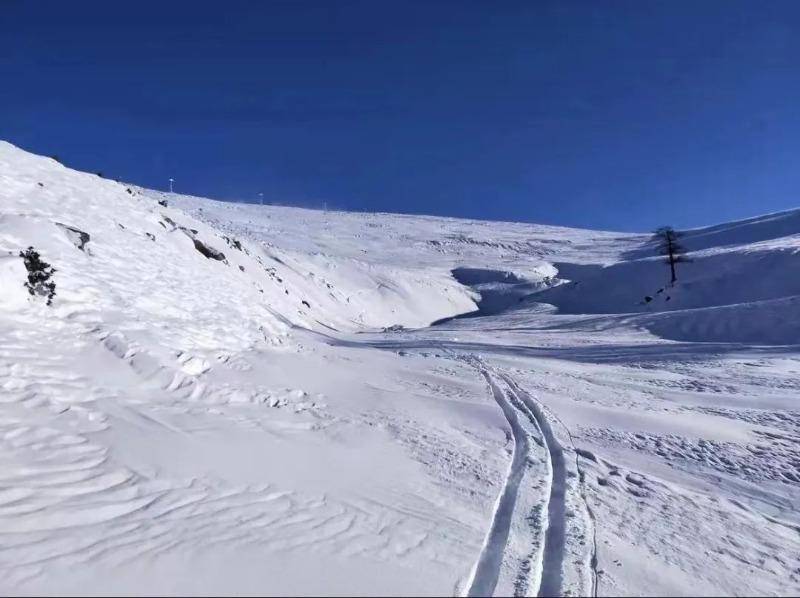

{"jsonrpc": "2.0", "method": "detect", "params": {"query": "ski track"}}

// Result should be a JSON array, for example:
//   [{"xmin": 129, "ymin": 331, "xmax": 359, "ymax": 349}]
[
  {"xmin": 461, "ymin": 356, "xmax": 573, "ymax": 598},
  {"xmin": 500, "ymin": 374, "xmax": 568, "ymax": 598},
  {"xmin": 463, "ymin": 368, "xmax": 531, "ymax": 597}
]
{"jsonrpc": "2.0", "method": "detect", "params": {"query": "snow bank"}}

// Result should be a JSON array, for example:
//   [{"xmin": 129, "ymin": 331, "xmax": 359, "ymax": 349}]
[{"xmin": 523, "ymin": 207, "xmax": 800, "ymax": 344}]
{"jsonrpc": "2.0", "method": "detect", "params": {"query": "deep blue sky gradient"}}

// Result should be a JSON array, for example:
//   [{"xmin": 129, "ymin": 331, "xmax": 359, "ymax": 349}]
[{"xmin": 2, "ymin": 0, "xmax": 800, "ymax": 231}]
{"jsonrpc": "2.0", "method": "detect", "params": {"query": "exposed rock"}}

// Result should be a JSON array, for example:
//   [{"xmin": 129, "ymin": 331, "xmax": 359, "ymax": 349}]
[
  {"xmin": 222, "ymin": 236, "xmax": 243, "ymax": 251},
  {"xmin": 382, "ymin": 324, "xmax": 405, "ymax": 332},
  {"xmin": 178, "ymin": 226, "xmax": 199, "ymax": 238},
  {"xmin": 55, "ymin": 222, "xmax": 90, "ymax": 251},
  {"xmin": 193, "ymin": 239, "xmax": 226, "ymax": 261}
]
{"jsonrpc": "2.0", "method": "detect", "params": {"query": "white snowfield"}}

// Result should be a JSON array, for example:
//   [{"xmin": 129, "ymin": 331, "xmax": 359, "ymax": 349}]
[{"xmin": 0, "ymin": 140, "xmax": 798, "ymax": 596}]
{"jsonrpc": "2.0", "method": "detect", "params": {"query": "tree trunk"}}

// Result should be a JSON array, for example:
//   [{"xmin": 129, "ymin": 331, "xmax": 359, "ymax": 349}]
[
  {"xmin": 669, "ymin": 255, "xmax": 676, "ymax": 284},
  {"xmin": 667, "ymin": 237, "xmax": 677, "ymax": 284}
]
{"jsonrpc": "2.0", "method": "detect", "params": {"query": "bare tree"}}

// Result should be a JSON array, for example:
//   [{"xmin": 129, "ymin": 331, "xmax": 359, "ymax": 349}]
[{"xmin": 653, "ymin": 226, "xmax": 689, "ymax": 284}]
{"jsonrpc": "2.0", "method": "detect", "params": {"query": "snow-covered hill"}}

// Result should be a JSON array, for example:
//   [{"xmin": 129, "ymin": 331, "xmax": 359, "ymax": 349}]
[{"xmin": 1, "ymin": 141, "xmax": 798, "ymax": 596}]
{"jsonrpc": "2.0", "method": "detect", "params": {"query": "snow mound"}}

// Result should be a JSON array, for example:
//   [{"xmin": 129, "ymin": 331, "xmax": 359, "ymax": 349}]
[
  {"xmin": 0, "ymin": 143, "xmax": 289, "ymax": 357},
  {"xmin": 523, "ymin": 209, "xmax": 800, "ymax": 344},
  {"xmin": 0, "ymin": 141, "xmax": 479, "ymax": 348},
  {"xmin": 633, "ymin": 296, "xmax": 800, "ymax": 344}
]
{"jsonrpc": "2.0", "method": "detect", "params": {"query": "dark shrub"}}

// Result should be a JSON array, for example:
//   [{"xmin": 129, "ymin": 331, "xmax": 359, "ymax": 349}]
[{"xmin": 19, "ymin": 247, "xmax": 56, "ymax": 305}]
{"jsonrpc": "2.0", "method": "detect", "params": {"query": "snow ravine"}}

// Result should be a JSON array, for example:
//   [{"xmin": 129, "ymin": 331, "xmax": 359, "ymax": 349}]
[{"xmin": 1, "ymin": 141, "xmax": 799, "ymax": 596}]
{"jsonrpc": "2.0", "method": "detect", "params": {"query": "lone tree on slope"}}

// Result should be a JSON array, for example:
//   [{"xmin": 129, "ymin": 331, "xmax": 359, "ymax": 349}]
[{"xmin": 653, "ymin": 226, "xmax": 689, "ymax": 285}]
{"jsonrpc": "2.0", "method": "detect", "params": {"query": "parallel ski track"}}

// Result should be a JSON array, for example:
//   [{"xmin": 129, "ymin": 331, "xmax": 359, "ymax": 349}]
[
  {"xmin": 500, "ymin": 373, "xmax": 568, "ymax": 598},
  {"xmin": 463, "ymin": 368, "xmax": 531, "ymax": 597},
  {"xmin": 462, "ymin": 357, "xmax": 569, "ymax": 598}
]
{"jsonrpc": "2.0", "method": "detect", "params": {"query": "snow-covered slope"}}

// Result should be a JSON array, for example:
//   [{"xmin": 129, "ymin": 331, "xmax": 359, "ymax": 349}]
[{"xmin": 1, "ymin": 141, "xmax": 798, "ymax": 596}]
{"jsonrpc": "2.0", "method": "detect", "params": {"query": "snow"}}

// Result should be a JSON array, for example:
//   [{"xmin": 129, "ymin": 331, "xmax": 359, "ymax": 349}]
[{"xmin": 1, "ymin": 140, "xmax": 798, "ymax": 596}]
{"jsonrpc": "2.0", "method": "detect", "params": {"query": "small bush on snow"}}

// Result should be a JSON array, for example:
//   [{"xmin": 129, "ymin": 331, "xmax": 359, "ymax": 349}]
[{"xmin": 19, "ymin": 247, "xmax": 56, "ymax": 305}]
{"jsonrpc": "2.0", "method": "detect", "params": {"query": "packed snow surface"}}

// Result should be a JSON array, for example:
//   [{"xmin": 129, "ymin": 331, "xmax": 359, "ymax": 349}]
[{"xmin": 1, "ymin": 141, "xmax": 799, "ymax": 596}]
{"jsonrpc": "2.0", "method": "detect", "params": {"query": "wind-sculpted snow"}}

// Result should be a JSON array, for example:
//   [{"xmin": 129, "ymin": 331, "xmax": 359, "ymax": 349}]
[{"xmin": 1, "ymin": 141, "xmax": 799, "ymax": 595}]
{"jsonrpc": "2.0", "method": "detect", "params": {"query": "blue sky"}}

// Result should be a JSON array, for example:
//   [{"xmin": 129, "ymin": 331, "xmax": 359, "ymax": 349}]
[{"xmin": 2, "ymin": 0, "xmax": 799, "ymax": 231}]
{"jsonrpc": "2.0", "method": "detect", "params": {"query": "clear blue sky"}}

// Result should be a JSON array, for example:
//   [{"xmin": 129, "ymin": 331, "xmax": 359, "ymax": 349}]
[{"xmin": 2, "ymin": 0, "xmax": 799, "ymax": 231}]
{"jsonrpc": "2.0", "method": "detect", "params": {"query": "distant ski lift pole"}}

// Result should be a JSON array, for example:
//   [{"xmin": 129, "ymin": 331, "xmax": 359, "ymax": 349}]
[
  {"xmin": 169, "ymin": 178, "xmax": 174, "ymax": 193},
  {"xmin": 259, "ymin": 192, "xmax": 264, "ymax": 206}
]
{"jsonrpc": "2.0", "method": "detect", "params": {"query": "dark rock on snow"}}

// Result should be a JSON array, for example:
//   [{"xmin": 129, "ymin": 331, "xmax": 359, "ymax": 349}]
[
  {"xmin": 55, "ymin": 222, "xmax": 90, "ymax": 251},
  {"xmin": 193, "ymin": 239, "xmax": 226, "ymax": 261}
]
